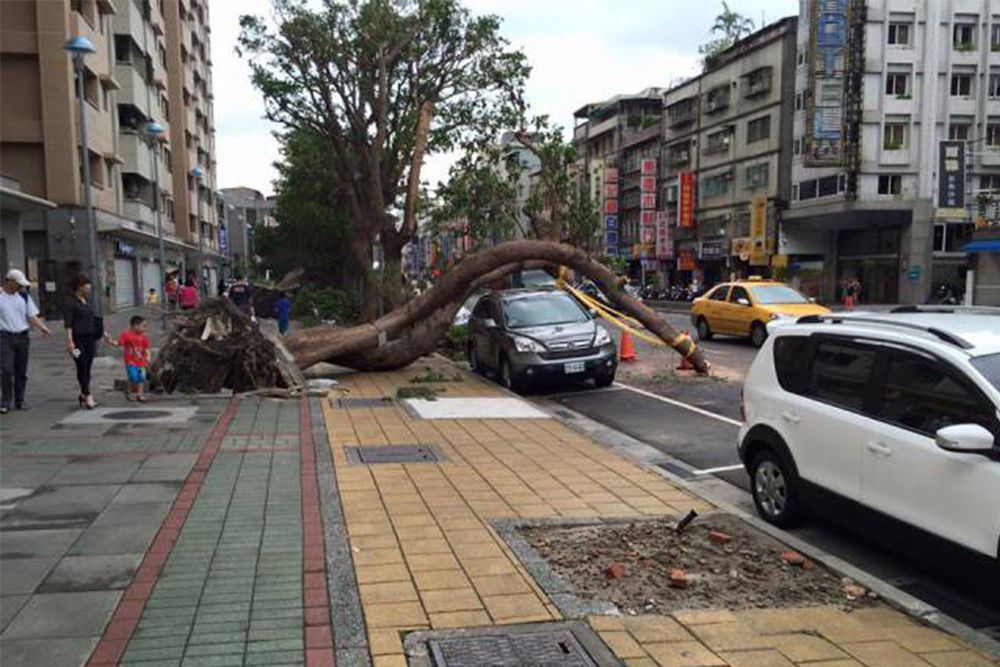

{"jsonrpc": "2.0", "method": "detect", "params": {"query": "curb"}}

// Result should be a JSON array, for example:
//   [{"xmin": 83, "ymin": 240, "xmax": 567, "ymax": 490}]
[{"xmin": 535, "ymin": 395, "xmax": 1000, "ymax": 661}]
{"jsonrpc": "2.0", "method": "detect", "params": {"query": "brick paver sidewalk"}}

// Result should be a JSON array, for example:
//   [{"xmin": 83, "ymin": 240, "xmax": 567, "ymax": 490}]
[{"xmin": 319, "ymin": 358, "xmax": 998, "ymax": 667}]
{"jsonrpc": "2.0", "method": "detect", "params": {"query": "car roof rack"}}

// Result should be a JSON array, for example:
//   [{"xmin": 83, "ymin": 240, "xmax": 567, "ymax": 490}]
[
  {"xmin": 889, "ymin": 305, "xmax": 1000, "ymax": 315},
  {"xmin": 794, "ymin": 314, "xmax": 974, "ymax": 350}
]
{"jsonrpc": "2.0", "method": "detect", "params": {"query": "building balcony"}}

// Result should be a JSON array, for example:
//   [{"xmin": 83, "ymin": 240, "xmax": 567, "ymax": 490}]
[
  {"xmin": 574, "ymin": 124, "xmax": 588, "ymax": 142},
  {"xmin": 588, "ymin": 116, "xmax": 618, "ymax": 139},
  {"xmin": 123, "ymin": 199, "xmax": 155, "ymax": 228},
  {"xmin": 115, "ymin": 64, "xmax": 152, "ymax": 117},
  {"xmin": 668, "ymin": 106, "xmax": 697, "ymax": 127},
  {"xmin": 119, "ymin": 132, "xmax": 154, "ymax": 180}
]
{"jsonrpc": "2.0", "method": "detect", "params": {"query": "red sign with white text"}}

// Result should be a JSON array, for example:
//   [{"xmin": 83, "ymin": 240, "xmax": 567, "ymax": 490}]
[
  {"xmin": 605, "ymin": 167, "xmax": 619, "ymax": 183},
  {"xmin": 678, "ymin": 173, "xmax": 694, "ymax": 228},
  {"xmin": 641, "ymin": 193, "xmax": 656, "ymax": 210},
  {"xmin": 605, "ymin": 183, "xmax": 618, "ymax": 199},
  {"xmin": 605, "ymin": 199, "xmax": 619, "ymax": 215},
  {"xmin": 641, "ymin": 159, "xmax": 657, "ymax": 175},
  {"xmin": 640, "ymin": 176, "xmax": 656, "ymax": 193}
]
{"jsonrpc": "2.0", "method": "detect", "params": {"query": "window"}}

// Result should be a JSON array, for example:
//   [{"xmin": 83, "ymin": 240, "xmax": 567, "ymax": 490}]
[
  {"xmin": 951, "ymin": 73, "xmax": 973, "ymax": 96},
  {"xmin": 745, "ymin": 163, "xmax": 769, "ymax": 190},
  {"xmin": 885, "ymin": 72, "xmax": 909, "ymax": 97},
  {"xmin": 877, "ymin": 352, "xmax": 996, "ymax": 437},
  {"xmin": 773, "ymin": 336, "xmax": 811, "ymax": 393},
  {"xmin": 709, "ymin": 285, "xmax": 730, "ymax": 301},
  {"xmin": 883, "ymin": 123, "xmax": 906, "ymax": 150},
  {"xmin": 949, "ymin": 122, "xmax": 971, "ymax": 141},
  {"xmin": 932, "ymin": 222, "xmax": 974, "ymax": 252},
  {"xmin": 990, "ymin": 73, "xmax": 1000, "ymax": 98},
  {"xmin": 982, "ymin": 174, "xmax": 1000, "ymax": 192},
  {"xmin": 818, "ymin": 174, "xmax": 841, "ymax": 197},
  {"xmin": 793, "ymin": 138, "xmax": 802, "ymax": 155},
  {"xmin": 954, "ymin": 23, "xmax": 976, "ymax": 50},
  {"xmin": 878, "ymin": 174, "xmax": 902, "ymax": 195},
  {"xmin": 743, "ymin": 67, "xmax": 773, "ymax": 97},
  {"xmin": 502, "ymin": 294, "xmax": 587, "ymax": 328},
  {"xmin": 888, "ymin": 22, "xmax": 911, "ymax": 46},
  {"xmin": 705, "ymin": 128, "xmax": 732, "ymax": 154},
  {"xmin": 797, "ymin": 49, "xmax": 805, "ymax": 65},
  {"xmin": 988, "ymin": 123, "xmax": 1000, "ymax": 147},
  {"xmin": 702, "ymin": 172, "xmax": 731, "ymax": 198},
  {"xmin": 798, "ymin": 178, "xmax": 818, "ymax": 200},
  {"xmin": 794, "ymin": 92, "xmax": 804, "ymax": 111},
  {"xmin": 747, "ymin": 115, "xmax": 771, "ymax": 143},
  {"xmin": 806, "ymin": 341, "xmax": 876, "ymax": 411},
  {"xmin": 993, "ymin": 24, "xmax": 1000, "ymax": 51},
  {"xmin": 728, "ymin": 286, "xmax": 750, "ymax": 304}
]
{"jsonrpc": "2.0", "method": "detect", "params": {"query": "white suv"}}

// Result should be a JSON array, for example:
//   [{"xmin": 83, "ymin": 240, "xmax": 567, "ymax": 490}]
[{"xmin": 738, "ymin": 308, "xmax": 1000, "ymax": 560}]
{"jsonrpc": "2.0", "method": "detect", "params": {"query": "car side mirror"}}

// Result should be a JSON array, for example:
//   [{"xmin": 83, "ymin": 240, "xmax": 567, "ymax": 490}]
[
  {"xmin": 737, "ymin": 298, "xmax": 751, "ymax": 306},
  {"xmin": 481, "ymin": 318, "xmax": 497, "ymax": 329},
  {"xmin": 935, "ymin": 424, "xmax": 995, "ymax": 455}
]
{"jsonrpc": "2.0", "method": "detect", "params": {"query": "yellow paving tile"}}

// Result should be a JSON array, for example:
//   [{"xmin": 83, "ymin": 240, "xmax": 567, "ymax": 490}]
[
  {"xmin": 921, "ymin": 650, "xmax": 1000, "ymax": 666},
  {"xmin": 400, "ymin": 538, "xmax": 453, "ymax": 555},
  {"xmin": 451, "ymin": 541, "xmax": 506, "ymax": 560},
  {"xmin": 406, "ymin": 552, "xmax": 461, "ymax": 572},
  {"xmin": 643, "ymin": 640, "xmax": 728, "ymax": 667},
  {"xmin": 588, "ymin": 615, "xmax": 627, "ymax": 631},
  {"xmin": 482, "ymin": 593, "xmax": 549, "ymax": 621},
  {"xmin": 365, "ymin": 601, "xmax": 428, "ymax": 628},
  {"xmin": 419, "ymin": 588, "xmax": 483, "ymax": 613},
  {"xmin": 841, "ymin": 640, "xmax": 935, "ymax": 667},
  {"xmin": 429, "ymin": 610, "xmax": 493, "ymax": 629},
  {"xmin": 368, "ymin": 628, "xmax": 405, "ymax": 656},
  {"xmin": 350, "ymin": 533, "xmax": 400, "ymax": 550},
  {"xmin": 624, "ymin": 615, "xmax": 695, "ymax": 643},
  {"xmin": 769, "ymin": 633, "xmax": 847, "ymax": 662},
  {"xmin": 460, "ymin": 557, "xmax": 520, "ymax": 577},
  {"xmin": 718, "ymin": 649, "xmax": 795, "ymax": 667},
  {"xmin": 600, "ymin": 631, "xmax": 649, "ymax": 659},
  {"xmin": 688, "ymin": 621, "xmax": 775, "ymax": 652},
  {"xmin": 470, "ymin": 573, "xmax": 533, "ymax": 596},
  {"xmin": 356, "ymin": 564, "xmax": 411, "ymax": 584},
  {"xmin": 359, "ymin": 581, "xmax": 419, "ymax": 605},
  {"xmin": 372, "ymin": 654, "xmax": 407, "ymax": 667},
  {"xmin": 411, "ymin": 568, "xmax": 472, "ymax": 591},
  {"xmin": 886, "ymin": 625, "xmax": 962, "ymax": 653},
  {"xmin": 353, "ymin": 547, "xmax": 405, "ymax": 567},
  {"xmin": 624, "ymin": 659, "xmax": 659, "ymax": 667}
]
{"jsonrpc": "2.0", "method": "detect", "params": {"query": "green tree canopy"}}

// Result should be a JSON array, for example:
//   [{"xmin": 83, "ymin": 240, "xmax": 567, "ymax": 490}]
[{"xmin": 699, "ymin": 1, "xmax": 755, "ymax": 70}]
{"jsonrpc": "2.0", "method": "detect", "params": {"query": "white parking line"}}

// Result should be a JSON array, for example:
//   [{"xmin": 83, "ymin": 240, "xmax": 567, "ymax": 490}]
[
  {"xmin": 612, "ymin": 381, "xmax": 744, "ymax": 427},
  {"xmin": 693, "ymin": 464, "xmax": 745, "ymax": 475}
]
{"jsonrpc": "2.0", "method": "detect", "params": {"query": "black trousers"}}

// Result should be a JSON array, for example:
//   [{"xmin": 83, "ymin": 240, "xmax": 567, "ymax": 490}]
[
  {"xmin": 73, "ymin": 335, "xmax": 97, "ymax": 396},
  {"xmin": 0, "ymin": 331, "xmax": 30, "ymax": 408}
]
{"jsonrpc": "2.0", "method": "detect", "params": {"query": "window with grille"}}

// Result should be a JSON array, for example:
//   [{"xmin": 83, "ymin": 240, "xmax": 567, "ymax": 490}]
[
  {"xmin": 951, "ymin": 73, "xmax": 973, "ymax": 97},
  {"xmin": 885, "ymin": 73, "xmax": 909, "ymax": 96},
  {"xmin": 701, "ymin": 172, "xmax": 731, "ymax": 198},
  {"xmin": 953, "ymin": 23, "xmax": 976, "ymax": 50},
  {"xmin": 745, "ymin": 163, "xmax": 769, "ymax": 190},
  {"xmin": 747, "ymin": 115, "xmax": 771, "ymax": 143},
  {"xmin": 888, "ymin": 22, "xmax": 911, "ymax": 46},
  {"xmin": 883, "ymin": 123, "xmax": 906, "ymax": 150},
  {"xmin": 949, "ymin": 123, "xmax": 971, "ymax": 141}
]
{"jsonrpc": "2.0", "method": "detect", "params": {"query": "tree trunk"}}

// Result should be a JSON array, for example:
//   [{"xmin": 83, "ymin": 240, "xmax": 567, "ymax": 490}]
[
  {"xmin": 286, "ymin": 240, "xmax": 709, "ymax": 374},
  {"xmin": 350, "ymin": 236, "xmax": 379, "ymax": 321}
]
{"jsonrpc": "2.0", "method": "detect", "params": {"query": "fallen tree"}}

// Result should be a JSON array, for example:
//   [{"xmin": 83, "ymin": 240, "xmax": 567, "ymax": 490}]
[{"xmin": 285, "ymin": 240, "xmax": 709, "ymax": 374}]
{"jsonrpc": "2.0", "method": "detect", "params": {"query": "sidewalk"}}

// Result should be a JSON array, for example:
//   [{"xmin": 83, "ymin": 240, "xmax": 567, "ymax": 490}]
[{"xmin": 1, "ymin": 340, "xmax": 996, "ymax": 666}]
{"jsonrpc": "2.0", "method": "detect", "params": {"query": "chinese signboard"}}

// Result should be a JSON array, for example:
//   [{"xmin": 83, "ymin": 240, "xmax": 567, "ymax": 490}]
[
  {"xmin": 605, "ymin": 199, "xmax": 619, "ymax": 215},
  {"xmin": 641, "ymin": 193, "xmax": 656, "ymax": 209},
  {"xmin": 604, "ymin": 183, "xmax": 618, "ymax": 199},
  {"xmin": 641, "ymin": 159, "xmax": 656, "ymax": 175},
  {"xmin": 677, "ymin": 249, "xmax": 696, "ymax": 271},
  {"xmin": 655, "ymin": 211, "xmax": 672, "ymax": 259},
  {"xmin": 749, "ymin": 195, "xmax": 769, "ymax": 266},
  {"xmin": 640, "ymin": 176, "xmax": 656, "ymax": 193},
  {"xmin": 678, "ymin": 172, "xmax": 694, "ymax": 228},
  {"xmin": 218, "ymin": 224, "xmax": 227, "ymax": 254},
  {"xmin": 936, "ymin": 141, "xmax": 966, "ymax": 219},
  {"xmin": 605, "ymin": 215, "xmax": 618, "ymax": 231},
  {"xmin": 604, "ymin": 166, "xmax": 619, "ymax": 253}
]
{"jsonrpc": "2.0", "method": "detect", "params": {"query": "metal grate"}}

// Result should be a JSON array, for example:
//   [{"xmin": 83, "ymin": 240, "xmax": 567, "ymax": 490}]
[
  {"xmin": 338, "ymin": 397, "xmax": 395, "ymax": 408},
  {"xmin": 429, "ymin": 629, "xmax": 599, "ymax": 667},
  {"xmin": 345, "ymin": 444, "xmax": 445, "ymax": 465},
  {"xmin": 101, "ymin": 410, "xmax": 173, "ymax": 421}
]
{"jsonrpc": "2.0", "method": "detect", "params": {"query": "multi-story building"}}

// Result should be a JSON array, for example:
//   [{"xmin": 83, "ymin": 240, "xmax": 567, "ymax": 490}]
[
  {"xmin": 499, "ymin": 131, "xmax": 541, "ymax": 240},
  {"xmin": 662, "ymin": 17, "xmax": 798, "ymax": 289},
  {"xmin": 785, "ymin": 0, "xmax": 1000, "ymax": 304},
  {"xmin": 573, "ymin": 89, "xmax": 664, "ymax": 275},
  {"xmin": 218, "ymin": 186, "xmax": 276, "ymax": 276},
  {"xmin": 0, "ymin": 0, "xmax": 221, "ymax": 314}
]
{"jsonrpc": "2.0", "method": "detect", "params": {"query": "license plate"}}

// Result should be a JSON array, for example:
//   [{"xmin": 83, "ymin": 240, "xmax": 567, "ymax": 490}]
[{"xmin": 564, "ymin": 361, "xmax": 585, "ymax": 374}]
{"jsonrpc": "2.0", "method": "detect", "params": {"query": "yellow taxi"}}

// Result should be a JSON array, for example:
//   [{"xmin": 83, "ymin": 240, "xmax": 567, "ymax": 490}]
[{"xmin": 690, "ymin": 278, "xmax": 829, "ymax": 347}]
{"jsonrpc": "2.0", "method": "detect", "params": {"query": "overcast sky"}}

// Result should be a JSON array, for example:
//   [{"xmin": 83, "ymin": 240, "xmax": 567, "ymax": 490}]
[{"xmin": 210, "ymin": 0, "xmax": 799, "ymax": 195}]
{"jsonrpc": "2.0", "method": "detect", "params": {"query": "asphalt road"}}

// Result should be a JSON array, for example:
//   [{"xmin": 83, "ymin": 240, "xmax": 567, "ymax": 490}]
[{"xmin": 533, "ymin": 326, "xmax": 1000, "ymax": 641}]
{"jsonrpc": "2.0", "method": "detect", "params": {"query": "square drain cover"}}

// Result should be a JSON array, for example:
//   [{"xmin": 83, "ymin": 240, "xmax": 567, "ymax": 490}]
[
  {"xmin": 338, "ymin": 397, "xmax": 395, "ymax": 408},
  {"xmin": 429, "ymin": 629, "xmax": 598, "ymax": 666},
  {"xmin": 345, "ymin": 444, "xmax": 445, "ymax": 464}
]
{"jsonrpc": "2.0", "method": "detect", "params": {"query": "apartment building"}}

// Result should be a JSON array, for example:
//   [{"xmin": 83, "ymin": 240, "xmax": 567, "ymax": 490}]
[
  {"xmin": 218, "ymin": 186, "xmax": 276, "ymax": 276},
  {"xmin": 573, "ymin": 89, "xmax": 664, "ymax": 272},
  {"xmin": 0, "ymin": 0, "xmax": 220, "ymax": 314},
  {"xmin": 662, "ymin": 17, "xmax": 798, "ymax": 288},
  {"xmin": 786, "ymin": 0, "xmax": 1000, "ymax": 304}
]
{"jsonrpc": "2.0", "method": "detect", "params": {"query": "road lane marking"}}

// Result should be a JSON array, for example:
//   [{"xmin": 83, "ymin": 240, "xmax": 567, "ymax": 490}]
[
  {"xmin": 693, "ymin": 464, "xmax": 745, "ymax": 475},
  {"xmin": 612, "ymin": 381, "xmax": 744, "ymax": 427}
]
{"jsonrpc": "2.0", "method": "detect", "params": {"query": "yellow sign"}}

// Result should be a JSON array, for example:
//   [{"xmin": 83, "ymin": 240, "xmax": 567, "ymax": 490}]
[
  {"xmin": 771, "ymin": 253, "xmax": 788, "ymax": 268},
  {"xmin": 749, "ymin": 195, "xmax": 769, "ymax": 266}
]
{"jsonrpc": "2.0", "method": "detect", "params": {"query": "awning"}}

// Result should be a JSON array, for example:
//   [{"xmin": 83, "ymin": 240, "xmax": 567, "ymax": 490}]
[
  {"xmin": 0, "ymin": 186, "xmax": 57, "ymax": 213},
  {"xmin": 962, "ymin": 240, "xmax": 1000, "ymax": 253}
]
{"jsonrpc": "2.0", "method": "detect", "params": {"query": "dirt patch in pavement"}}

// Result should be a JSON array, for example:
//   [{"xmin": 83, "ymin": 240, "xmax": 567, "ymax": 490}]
[{"xmin": 520, "ymin": 514, "xmax": 874, "ymax": 614}]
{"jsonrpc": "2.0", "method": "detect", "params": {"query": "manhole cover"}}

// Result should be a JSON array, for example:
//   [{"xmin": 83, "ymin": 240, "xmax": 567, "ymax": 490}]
[
  {"xmin": 102, "ymin": 410, "xmax": 172, "ymax": 420},
  {"xmin": 345, "ymin": 445, "xmax": 445, "ymax": 464},
  {"xmin": 429, "ymin": 629, "xmax": 598, "ymax": 667},
  {"xmin": 338, "ymin": 397, "xmax": 395, "ymax": 408}
]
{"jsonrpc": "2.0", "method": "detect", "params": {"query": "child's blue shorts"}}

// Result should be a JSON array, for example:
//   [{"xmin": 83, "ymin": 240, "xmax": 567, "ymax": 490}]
[{"xmin": 126, "ymin": 365, "xmax": 146, "ymax": 383}]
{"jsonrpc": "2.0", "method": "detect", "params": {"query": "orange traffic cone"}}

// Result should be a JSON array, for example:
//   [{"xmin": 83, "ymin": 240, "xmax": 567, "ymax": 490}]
[
  {"xmin": 676, "ymin": 330, "xmax": 694, "ymax": 371},
  {"xmin": 619, "ymin": 330, "xmax": 637, "ymax": 362}
]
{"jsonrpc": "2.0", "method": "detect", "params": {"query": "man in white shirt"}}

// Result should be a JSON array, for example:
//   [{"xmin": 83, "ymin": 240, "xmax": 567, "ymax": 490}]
[{"xmin": 0, "ymin": 269, "xmax": 51, "ymax": 413}]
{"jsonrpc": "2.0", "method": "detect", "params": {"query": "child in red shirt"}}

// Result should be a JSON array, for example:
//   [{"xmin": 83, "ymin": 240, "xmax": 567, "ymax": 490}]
[{"xmin": 116, "ymin": 315, "xmax": 151, "ymax": 402}]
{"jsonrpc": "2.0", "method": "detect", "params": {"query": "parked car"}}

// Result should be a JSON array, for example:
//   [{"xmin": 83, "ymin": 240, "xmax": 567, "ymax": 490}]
[
  {"xmin": 511, "ymin": 269, "xmax": 557, "ymax": 289},
  {"xmin": 691, "ymin": 279, "xmax": 828, "ymax": 347},
  {"xmin": 466, "ymin": 289, "xmax": 617, "ymax": 392},
  {"xmin": 738, "ymin": 308, "xmax": 1000, "ymax": 560}
]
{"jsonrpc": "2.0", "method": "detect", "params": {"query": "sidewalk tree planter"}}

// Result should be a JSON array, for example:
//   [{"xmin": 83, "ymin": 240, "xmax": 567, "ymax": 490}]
[{"xmin": 285, "ymin": 239, "xmax": 710, "ymax": 374}]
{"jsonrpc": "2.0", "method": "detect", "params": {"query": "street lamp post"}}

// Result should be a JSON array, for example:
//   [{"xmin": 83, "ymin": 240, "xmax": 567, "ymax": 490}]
[
  {"xmin": 190, "ymin": 165, "xmax": 205, "ymax": 293},
  {"xmin": 146, "ymin": 122, "xmax": 168, "ymax": 328},
  {"xmin": 65, "ymin": 36, "xmax": 103, "ymax": 315}
]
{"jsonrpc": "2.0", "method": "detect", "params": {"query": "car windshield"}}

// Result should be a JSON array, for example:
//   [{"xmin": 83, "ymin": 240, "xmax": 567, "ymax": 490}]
[
  {"xmin": 502, "ymin": 294, "xmax": 588, "ymax": 329},
  {"xmin": 971, "ymin": 353, "xmax": 1000, "ymax": 392},
  {"xmin": 750, "ymin": 285, "xmax": 809, "ymax": 304},
  {"xmin": 519, "ymin": 270, "xmax": 556, "ymax": 288}
]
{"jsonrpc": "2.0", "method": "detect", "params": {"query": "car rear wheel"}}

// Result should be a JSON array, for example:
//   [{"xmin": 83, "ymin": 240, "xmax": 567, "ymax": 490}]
[
  {"xmin": 749, "ymin": 449, "xmax": 800, "ymax": 527},
  {"xmin": 750, "ymin": 321, "xmax": 767, "ymax": 347},
  {"xmin": 499, "ymin": 356, "xmax": 527, "ymax": 394},
  {"xmin": 696, "ymin": 317, "xmax": 714, "ymax": 341}
]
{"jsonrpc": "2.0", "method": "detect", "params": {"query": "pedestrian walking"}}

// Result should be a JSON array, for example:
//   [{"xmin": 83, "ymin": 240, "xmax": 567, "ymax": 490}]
[
  {"xmin": 65, "ymin": 275, "xmax": 111, "ymax": 410},
  {"xmin": 164, "ymin": 273, "xmax": 179, "ymax": 310},
  {"xmin": 227, "ymin": 273, "xmax": 255, "ymax": 321},
  {"xmin": 178, "ymin": 278, "xmax": 198, "ymax": 311},
  {"xmin": 843, "ymin": 278, "xmax": 856, "ymax": 311},
  {"xmin": 0, "ymin": 269, "xmax": 51, "ymax": 413},
  {"xmin": 113, "ymin": 315, "xmax": 151, "ymax": 402},
  {"xmin": 276, "ymin": 291, "xmax": 292, "ymax": 336}
]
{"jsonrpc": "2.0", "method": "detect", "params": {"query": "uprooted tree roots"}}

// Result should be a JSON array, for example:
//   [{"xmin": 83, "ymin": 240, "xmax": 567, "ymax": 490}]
[{"xmin": 148, "ymin": 299, "xmax": 301, "ymax": 394}]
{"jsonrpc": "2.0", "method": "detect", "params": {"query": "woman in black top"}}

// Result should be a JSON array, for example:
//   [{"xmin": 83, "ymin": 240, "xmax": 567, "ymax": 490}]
[{"xmin": 64, "ymin": 275, "xmax": 109, "ymax": 408}]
